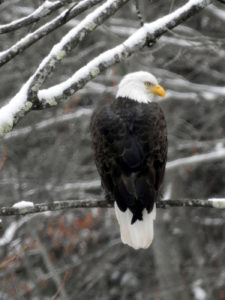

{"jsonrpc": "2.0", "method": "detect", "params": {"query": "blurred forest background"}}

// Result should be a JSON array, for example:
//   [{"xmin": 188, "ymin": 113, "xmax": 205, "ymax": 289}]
[{"xmin": 0, "ymin": 0, "xmax": 225, "ymax": 299}]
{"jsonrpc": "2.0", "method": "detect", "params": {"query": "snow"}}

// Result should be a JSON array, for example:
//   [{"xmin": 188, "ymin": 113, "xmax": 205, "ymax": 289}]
[
  {"xmin": 39, "ymin": 0, "xmax": 212, "ymax": 102},
  {"xmin": 144, "ymin": 0, "xmax": 209, "ymax": 33},
  {"xmin": 58, "ymin": 180, "xmax": 101, "ymax": 191},
  {"xmin": 37, "ymin": 0, "xmax": 116, "ymax": 71},
  {"xmin": 0, "ymin": 217, "xmax": 30, "ymax": 247},
  {"xmin": 0, "ymin": 222, "xmax": 18, "ymax": 247},
  {"xmin": 207, "ymin": 4, "xmax": 225, "ymax": 22},
  {"xmin": 208, "ymin": 198, "xmax": 225, "ymax": 209},
  {"xmin": 0, "ymin": 0, "xmax": 61, "ymax": 32},
  {"xmin": 0, "ymin": 0, "xmax": 93, "ymax": 136},
  {"xmin": 21, "ymin": 179, "xmax": 100, "ymax": 199},
  {"xmin": 0, "ymin": 0, "xmax": 118, "ymax": 129},
  {"xmin": 0, "ymin": 0, "xmax": 91, "ymax": 62},
  {"xmin": 0, "ymin": 0, "xmax": 213, "ymax": 137},
  {"xmin": 165, "ymin": 90, "xmax": 197, "ymax": 101},
  {"xmin": 163, "ymin": 183, "xmax": 173, "ymax": 200},
  {"xmin": 12, "ymin": 200, "xmax": 34, "ymax": 209},
  {"xmin": 0, "ymin": 78, "xmax": 32, "ymax": 136},
  {"xmin": 167, "ymin": 147, "xmax": 225, "ymax": 171},
  {"xmin": 0, "ymin": 9, "xmax": 63, "ymax": 58},
  {"xmin": 167, "ymin": 78, "xmax": 225, "ymax": 100},
  {"xmin": 38, "ymin": 43, "xmax": 125, "ymax": 101},
  {"xmin": 192, "ymin": 281, "xmax": 207, "ymax": 300}
]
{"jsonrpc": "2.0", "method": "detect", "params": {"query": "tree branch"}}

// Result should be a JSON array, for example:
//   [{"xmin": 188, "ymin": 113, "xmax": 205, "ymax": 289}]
[
  {"xmin": 0, "ymin": 0, "xmax": 212, "ymax": 138},
  {"xmin": 0, "ymin": 198, "xmax": 225, "ymax": 217},
  {"xmin": 32, "ymin": 230, "xmax": 70, "ymax": 300},
  {"xmin": 37, "ymin": 0, "xmax": 212, "ymax": 106},
  {"xmin": 167, "ymin": 147, "xmax": 225, "ymax": 171},
  {"xmin": 0, "ymin": 0, "xmax": 70, "ymax": 34},
  {"xmin": 27, "ymin": 0, "xmax": 130, "ymax": 104},
  {"xmin": 0, "ymin": 0, "xmax": 104, "ymax": 67}
]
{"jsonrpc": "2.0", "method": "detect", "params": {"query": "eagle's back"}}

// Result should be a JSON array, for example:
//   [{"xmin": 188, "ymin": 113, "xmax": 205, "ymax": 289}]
[{"xmin": 90, "ymin": 97, "xmax": 167, "ymax": 223}]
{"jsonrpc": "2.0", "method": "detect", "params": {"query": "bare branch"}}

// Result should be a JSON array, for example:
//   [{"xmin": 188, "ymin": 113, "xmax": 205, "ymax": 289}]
[
  {"xmin": 0, "ymin": 0, "xmax": 70, "ymax": 34},
  {"xmin": 134, "ymin": 0, "xmax": 144, "ymax": 27},
  {"xmin": 0, "ymin": 0, "xmax": 104, "ymax": 67},
  {"xmin": 0, "ymin": 198, "xmax": 225, "ymax": 217},
  {"xmin": 31, "ymin": 230, "xmax": 70, "ymax": 300}
]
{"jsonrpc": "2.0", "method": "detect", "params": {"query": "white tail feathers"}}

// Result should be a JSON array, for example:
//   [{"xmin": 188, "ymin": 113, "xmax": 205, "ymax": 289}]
[{"xmin": 114, "ymin": 202, "xmax": 156, "ymax": 250}]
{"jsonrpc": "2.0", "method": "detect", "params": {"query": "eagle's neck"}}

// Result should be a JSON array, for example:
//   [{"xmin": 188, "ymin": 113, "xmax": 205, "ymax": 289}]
[{"xmin": 116, "ymin": 82, "xmax": 153, "ymax": 104}]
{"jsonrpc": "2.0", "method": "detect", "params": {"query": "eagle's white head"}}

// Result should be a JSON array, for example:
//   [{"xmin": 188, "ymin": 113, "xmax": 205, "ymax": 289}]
[{"xmin": 116, "ymin": 71, "xmax": 165, "ymax": 104}]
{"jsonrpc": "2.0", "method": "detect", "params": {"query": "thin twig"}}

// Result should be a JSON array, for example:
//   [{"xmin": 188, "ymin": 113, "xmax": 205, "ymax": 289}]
[
  {"xmin": 31, "ymin": 230, "xmax": 69, "ymax": 300},
  {"xmin": 134, "ymin": 0, "xmax": 144, "ymax": 27}
]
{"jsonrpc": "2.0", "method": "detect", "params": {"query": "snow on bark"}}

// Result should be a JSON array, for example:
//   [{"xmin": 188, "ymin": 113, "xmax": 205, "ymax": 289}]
[
  {"xmin": 0, "ymin": 79, "xmax": 33, "ymax": 136},
  {"xmin": 0, "ymin": 0, "xmax": 63, "ymax": 34},
  {"xmin": 208, "ymin": 198, "xmax": 225, "ymax": 209},
  {"xmin": 0, "ymin": 217, "xmax": 31, "ymax": 246},
  {"xmin": 0, "ymin": 0, "xmax": 125, "ymax": 137},
  {"xmin": 192, "ymin": 281, "xmax": 207, "ymax": 300},
  {"xmin": 0, "ymin": 0, "xmax": 103, "ymax": 67},
  {"xmin": 0, "ymin": 197, "xmax": 225, "ymax": 217},
  {"xmin": 38, "ymin": 0, "xmax": 212, "ymax": 105},
  {"xmin": 167, "ymin": 146, "xmax": 225, "ymax": 171},
  {"xmin": 28, "ymin": 0, "xmax": 129, "ymax": 100},
  {"xmin": 12, "ymin": 201, "xmax": 34, "ymax": 209},
  {"xmin": 207, "ymin": 4, "xmax": 225, "ymax": 22},
  {"xmin": 0, "ymin": 0, "xmax": 212, "ymax": 137}
]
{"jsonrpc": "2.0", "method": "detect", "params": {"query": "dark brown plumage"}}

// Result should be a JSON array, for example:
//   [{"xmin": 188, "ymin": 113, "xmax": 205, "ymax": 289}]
[
  {"xmin": 90, "ymin": 71, "xmax": 167, "ymax": 249},
  {"xmin": 90, "ymin": 97, "xmax": 167, "ymax": 223}
]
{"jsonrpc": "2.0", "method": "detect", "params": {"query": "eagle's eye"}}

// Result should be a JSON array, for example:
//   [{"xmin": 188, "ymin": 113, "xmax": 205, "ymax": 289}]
[
  {"xmin": 144, "ymin": 81, "xmax": 153, "ymax": 87},
  {"xmin": 145, "ymin": 82, "xmax": 165, "ymax": 97}
]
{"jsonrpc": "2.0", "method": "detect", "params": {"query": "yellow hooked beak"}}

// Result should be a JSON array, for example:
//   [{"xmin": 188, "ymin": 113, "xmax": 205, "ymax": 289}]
[{"xmin": 147, "ymin": 84, "xmax": 165, "ymax": 98}]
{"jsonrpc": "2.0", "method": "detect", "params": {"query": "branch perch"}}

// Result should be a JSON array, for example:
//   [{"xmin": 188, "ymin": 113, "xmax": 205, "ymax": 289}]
[{"xmin": 0, "ymin": 198, "xmax": 225, "ymax": 217}]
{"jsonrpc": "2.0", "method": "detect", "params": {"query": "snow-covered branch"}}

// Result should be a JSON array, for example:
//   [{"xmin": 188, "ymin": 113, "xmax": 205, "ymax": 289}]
[
  {"xmin": 167, "ymin": 146, "xmax": 225, "ymax": 171},
  {"xmin": 27, "ymin": 0, "xmax": 130, "ymax": 102},
  {"xmin": 169, "ymin": 138, "xmax": 225, "ymax": 153},
  {"xmin": 206, "ymin": 4, "xmax": 225, "ymax": 21},
  {"xmin": 0, "ymin": 0, "xmax": 212, "ymax": 137},
  {"xmin": 38, "ymin": 0, "xmax": 212, "ymax": 107},
  {"xmin": 0, "ymin": 197, "xmax": 225, "ymax": 216},
  {"xmin": 0, "ymin": 0, "xmax": 103, "ymax": 67},
  {"xmin": 0, "ymin": 0, "xmax": 67, "ymax": 34}
]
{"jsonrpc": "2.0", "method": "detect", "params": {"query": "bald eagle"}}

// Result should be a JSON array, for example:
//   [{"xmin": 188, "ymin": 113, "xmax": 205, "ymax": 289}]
[{"xmin": 90, "ymin": 71, "xmax": 167, "ymax": 249}]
